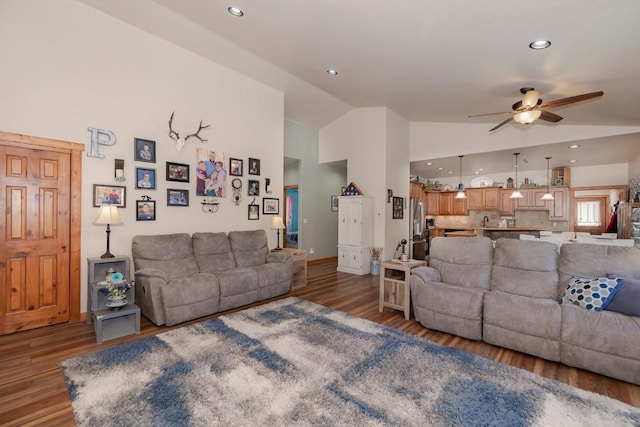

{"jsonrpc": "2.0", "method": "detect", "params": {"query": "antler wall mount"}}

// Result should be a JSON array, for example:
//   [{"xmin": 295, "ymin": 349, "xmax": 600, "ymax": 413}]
[{"xmin": 168, "ymin": 112, "xmax": 211, "ymax": 151}]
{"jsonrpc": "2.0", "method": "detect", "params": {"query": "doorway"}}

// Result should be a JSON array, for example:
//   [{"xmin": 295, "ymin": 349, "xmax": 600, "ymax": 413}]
[
  {"xmin": 0, "ymin": 131, "xmax": 83, "ymax": 334},
  {"xmin": 574, "ymin": 196, "xmax": 608, "ymax": 235},
  {"xmin": 283, "ymin": 185, "xmax": 299, "ymax": 248}
]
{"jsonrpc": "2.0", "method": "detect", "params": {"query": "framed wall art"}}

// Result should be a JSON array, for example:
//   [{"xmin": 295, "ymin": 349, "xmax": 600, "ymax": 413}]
[
  {"xmin": 93, "ymin": 184, "xmax": 126, "ymax": 208},
  {"xmin": 263, "ymin": 197, "xmax": 279, "ymax": 215},
  {"xmin": 392, "ymin": 196, "xmax": 404, "ymax": 219},
  {"xmin": 134, "ymin": 138, "xmax": 156, "ymax": 163},
  {"xmin": 229, "ymin": 158, "xmax": 243, "ymax": 176},
  {"xmin": 248, "ymin": 157, "xmax": 260, "ymax": 175},
  {"xmin": 166, "ymin": 162, "xmax": 190, "ymax": 182},
  {"xmin": 248, "ymin": 179, "xmax": 260, "ymax": 196},
  {"xmin": 135, "ymin": 167, "xmax": 156, "ymax": 189},
  {"xmin": 331, "ymin": 195, "xmax": 339, "ymax": 212},
  {"xmin": 248, "ymin": 203, "xmax": 259, "ymax": 220},
  {"xmin": 136, "ymin": 200, "xmax": 156, "ymax": 221},
  {"xmin": 167, "ymin": 188, "xmax": 189, "ymax": 206}
]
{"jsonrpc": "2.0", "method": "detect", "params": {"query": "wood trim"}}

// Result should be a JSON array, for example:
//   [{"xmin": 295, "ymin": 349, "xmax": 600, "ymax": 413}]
[
  {"xmin": 569, "ymin": 185, "xmax": 628, "ymax": 231},
  {"xmin": 0, "ymin": 131, "xmax": 84, "ymax": 323},
  {"xmin": 308, "ymin": 256, "xmax": 337, "ymax": 266}
]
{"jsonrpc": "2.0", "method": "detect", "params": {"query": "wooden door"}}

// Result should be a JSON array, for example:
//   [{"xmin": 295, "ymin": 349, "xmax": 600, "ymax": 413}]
[{"xmin": 1, "ymin": 144, "xmax": 72, "ymax": 334}]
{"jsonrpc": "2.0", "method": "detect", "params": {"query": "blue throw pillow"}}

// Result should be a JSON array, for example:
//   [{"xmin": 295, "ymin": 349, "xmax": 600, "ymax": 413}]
[
  {"xmin": 561, "ymin": 276, "xmax": 622, "ymax": 311},
  {"xmin": 605, "ymin": 274, "xmax": 640, "ymax": 316}
]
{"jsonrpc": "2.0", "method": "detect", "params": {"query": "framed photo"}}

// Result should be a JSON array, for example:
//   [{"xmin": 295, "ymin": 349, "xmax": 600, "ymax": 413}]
[
  {"xmin": 263, "ymin": 197, "xmax": 279, "ymax": 215},
  {"xmin": 248, "ymin": 204, "xmax": 259, "ymax": 220},
  {"xmin": 248, "ymin": 158, "xmax": 260, "ymax": 175},
  {"xmin": 167, "ymin": 188, "xmax": 189, "ymax": 206},
  {"xmin": 93, "ymin": 184, "xmax": 126, "ymax": 208},
  {"xmin": 134, "ymin": 138, "xmax": 156, "ymax": 163},
  {"xmin": 135, "ymin": 167, "xmax": 156, "ymax": 190},
  {"xmin": 166, "ymin": 162, "xmax": 190, "ymax": 182},
  {"xmin": 136, "ymin": 200, "xmax": 156, "ymax": 221},
  {"xmin": 331, "ymin": 195, "xmax": 339, "ymax": 212},
  {"xmin": 392, "ymin": 196, "xmax": 404, "ymax": 219},
  {"xmin": 229, "ymin": 158, "xmax": 243, "ymax": 176},
  {"xmin": 248, "ymin": 179, "xmax": 260, "ymax": 196}
]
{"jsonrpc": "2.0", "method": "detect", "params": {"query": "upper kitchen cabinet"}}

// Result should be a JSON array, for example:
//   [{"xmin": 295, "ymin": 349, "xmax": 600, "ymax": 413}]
[
  {"xmin": 515, "ymin": 188, "xmax": 549, "ymax": 210},
  {"xmin": 499, "ymin": 190, "xmax": 515, "ymax": 215},
  {"xmin": 547, "ymin": 187, "xmax": 569, "ymax": 221},
  {"xmin": 439, "ymin": 192, "xmax": 467, "ymax": 215},
  {"xmin": 467, "ymin": 188, "xmax": 499, "ymax": 211},
  {"xmin": 426, "ymin": 192, "xmax": 439, "ymax": 216}
]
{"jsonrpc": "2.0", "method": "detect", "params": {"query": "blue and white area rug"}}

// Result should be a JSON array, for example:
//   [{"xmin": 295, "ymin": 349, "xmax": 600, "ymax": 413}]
[{"xmin": 61, "ymin": 298, "xmax": 639, "ymax": 426}]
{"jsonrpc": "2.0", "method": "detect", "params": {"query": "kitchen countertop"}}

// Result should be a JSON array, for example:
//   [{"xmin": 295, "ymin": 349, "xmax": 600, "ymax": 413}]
[{"xmin": 473, "ymin": 227, "xmax": 548, "ymax": 231}]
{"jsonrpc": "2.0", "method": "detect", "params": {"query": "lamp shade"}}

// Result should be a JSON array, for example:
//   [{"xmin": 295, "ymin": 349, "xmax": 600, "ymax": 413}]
[
  {"xmin": 93, "ymin": 205, "xmax": 122, "ymax": 225},
  {"xmin": 271, "ymin": 216, "xmax": 285, "ymax": 230},
  {"xmin": 513, "ymin": 109, "xmax": 541, "ymax": 124}
]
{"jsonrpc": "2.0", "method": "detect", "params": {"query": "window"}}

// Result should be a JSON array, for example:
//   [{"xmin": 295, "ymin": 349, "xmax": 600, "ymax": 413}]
[{"xmin": 576, "ymin": 201, "xmax": 601, "ymax": 226}]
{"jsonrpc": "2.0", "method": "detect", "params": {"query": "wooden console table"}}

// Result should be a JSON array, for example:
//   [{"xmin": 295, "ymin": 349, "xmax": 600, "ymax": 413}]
[
  {"xmin": 280, "ymin": 248, "xmax": 307, "ymax": 289},
  {"xmin": 379, "ymin": 259, "xmax": 426, "ymax": 320}
]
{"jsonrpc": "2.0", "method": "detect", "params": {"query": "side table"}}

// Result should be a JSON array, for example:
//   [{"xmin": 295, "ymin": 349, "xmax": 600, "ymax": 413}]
[
  {"xmin": 379, "ymin": 259, "xmax": 426, "ymax": 320},
  {"xmin": 89, "ymin": 282, "xmax": 140, "ymax": 344},
  {"xmin": 278, "ymin": 248, "xmax": 308, "ymax": 289}
]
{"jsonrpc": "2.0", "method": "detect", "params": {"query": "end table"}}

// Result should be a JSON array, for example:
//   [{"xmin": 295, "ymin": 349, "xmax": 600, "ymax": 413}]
[{"xmin": 379, "ymin": 259, "xmax": 426, "ymax": 320}]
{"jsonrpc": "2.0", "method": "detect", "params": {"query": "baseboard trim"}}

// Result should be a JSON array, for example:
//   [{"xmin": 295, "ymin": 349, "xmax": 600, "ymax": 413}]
[{"xmin": 308, "ymin": 256, "xmax": 338, "ymax": 266}]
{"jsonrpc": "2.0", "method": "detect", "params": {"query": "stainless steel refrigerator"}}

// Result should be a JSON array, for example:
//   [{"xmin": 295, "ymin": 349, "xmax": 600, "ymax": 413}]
[{"xmin": 409, "ymin": 198, "xmax": 426, "ymax": 260}]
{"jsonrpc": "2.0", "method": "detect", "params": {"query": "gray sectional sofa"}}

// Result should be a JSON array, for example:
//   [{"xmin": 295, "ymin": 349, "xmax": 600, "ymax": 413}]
[
  {"xmin": 132, "ymin": 230, "xmax": 292, "ymax": 326},
  {"xmin": 410, "ymin": 237, "xmax": 640, "ymax": 385}
]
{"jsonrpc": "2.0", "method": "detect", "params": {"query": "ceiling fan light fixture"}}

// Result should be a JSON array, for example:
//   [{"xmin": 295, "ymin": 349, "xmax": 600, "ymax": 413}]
[
  {"xmin": 529, "ymin": 40, "xmax": 551, "ymax": 50},
  {"xmin": 514, "ymin": 109, "xmax": 542, "ymax": 124},
  {"xmin": 522, "ymin": 90, "xmax": 541, "ymax": 108}
]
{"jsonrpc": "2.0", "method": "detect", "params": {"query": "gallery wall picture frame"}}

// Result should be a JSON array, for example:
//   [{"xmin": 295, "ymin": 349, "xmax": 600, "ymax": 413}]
[
  {"xmin": 93, "ymin": 184, "xmax": 126, "ymax": 208},
  {"xmin": 135, "ymin": 167, "xmax": 156, "ymax": 190},
  {"xmin": 166, "ymin": 162, "xmax": 190, "ymax": 182},
  {"xmin": 392, "ymin": 196, "xmax": 404, "ymax": 219},
  {"xmin": 136, "ymin": 200, "xmax": 156, "ymax": 221},
  {"xmin": 167, "ymin": 188, "xmax": 189, "ymax": 206},
  {"xmin": 248, "ymin": 157, "xmax": 260, "ymax": 175},
  {"xmin": 248, "ymin": 203, "xmax": 259, "ymax": 220},
  {"xmin": 229, "ymin": 158, "xmax": 243, "ymax": 176},
  {"xmin": 263, "ymin": 197, "xmax": 279, "ymax": 215},
  {"xmin": 331, "ymin": 195, "xmax": 339, "ymax": 212},
  {"xmin": 248, "ymin": 179, "xmax": 260, "ymax": 196},
  {"xmin": 134, "ymin": 138, "xmax": 156, "ymax": 163}
]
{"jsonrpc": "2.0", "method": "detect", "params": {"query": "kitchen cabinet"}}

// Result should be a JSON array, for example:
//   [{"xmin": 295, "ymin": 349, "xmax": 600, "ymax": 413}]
[
  {"xmin": 426, "ymin": 192, "xmax": 439, "ymax": 215},
  {"xmin": 515, "ymin": 188, "xmax": 549, "ymax": 210},
  {"xmin": 467, "ymin": 188, "xmax": 499, "ymax": 211},
  {"xmin": 499, "ymin": 190, "xmax": 515, "ymax": 215},
  {"xmin": 438, "ymin": 192, "xmax": 467, "ymax": 215},
  {"xmin": 337, "ymin": 196, "xmax": 373, "ymax": 275},
  {"xmin": 548, "ymin": 187, "xmax": 569, "ymax": 221},
  {"xmin": 551, "ymin": 167, "xmax": 571, "ymax": 187}
]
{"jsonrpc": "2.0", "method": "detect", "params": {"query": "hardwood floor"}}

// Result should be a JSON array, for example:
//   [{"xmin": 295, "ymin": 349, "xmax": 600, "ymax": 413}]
[{"xmin": 1, "ymin": 261, "xmax": 638, "ymax": 426}]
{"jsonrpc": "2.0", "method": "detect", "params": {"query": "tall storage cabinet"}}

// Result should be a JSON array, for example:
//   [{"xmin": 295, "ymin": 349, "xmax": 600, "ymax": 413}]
[{"xmin": 337, "ymin": 196, "xmax": 374, "ymax": 275}]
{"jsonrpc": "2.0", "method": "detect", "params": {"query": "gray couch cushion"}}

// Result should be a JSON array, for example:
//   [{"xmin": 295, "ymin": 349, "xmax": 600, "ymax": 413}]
[
  {"xmin": 429, "ymin": 237, "xmax": 494, "ymax": 289},
  {"xmin": 132, "ymin": 233, "xmax": 199, "ymax": 279},
  {"xmin": 229, "ymin": 230, "xmax": 269, "ymax": 268},
  {"xmin": 160, "ymin": 273, "xmax": 221, "ymax": 326},
  {"xmin": 192, "ymin": 232, "xmax": 237, "ymax": 272},
  {"xmin": 491, "ymin": 238, "xmax": 559, "ymax": 299}
]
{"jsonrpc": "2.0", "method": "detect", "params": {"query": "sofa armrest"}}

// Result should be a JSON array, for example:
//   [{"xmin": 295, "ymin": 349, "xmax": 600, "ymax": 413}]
[
  {"xmin": 267, "ymin": 251, "xmax": 293, "ymax": 266},
  {"xmin": 411, "ymin": 266, "xmax": 441, "ymax": 284},
  {"xmin": 134, "ymin": 268, "xmax": 169, "ymax": 325},
  {"xmin": 135, "ymin": 267, "xmax": 169, "ymax": 282}
]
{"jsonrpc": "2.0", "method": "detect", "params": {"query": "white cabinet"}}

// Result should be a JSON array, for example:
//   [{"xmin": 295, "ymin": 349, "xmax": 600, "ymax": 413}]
[{"xmin": 337, "ymin": 196, "xmax": 373, "ymax": 275}]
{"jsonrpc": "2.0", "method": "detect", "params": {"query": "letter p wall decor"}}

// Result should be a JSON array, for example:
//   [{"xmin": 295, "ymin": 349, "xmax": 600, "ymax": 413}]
[{"xmin": 87, "ymin": 127, "xmax": 117, "ymax": 158}]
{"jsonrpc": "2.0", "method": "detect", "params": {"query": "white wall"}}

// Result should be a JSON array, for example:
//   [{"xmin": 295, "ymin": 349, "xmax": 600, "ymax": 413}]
[{"xmin": 0, "ymin": 0, "xmax": 284, "ymax": 313}]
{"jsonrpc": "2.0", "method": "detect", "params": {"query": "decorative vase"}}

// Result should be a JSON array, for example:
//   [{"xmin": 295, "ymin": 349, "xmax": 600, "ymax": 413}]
[
  {"xmin": 106, "ymin": 294, "xmax": 127, "ymax": 309},
  {"xmin": 371, "ymin": 257, "xmax": 380, "ymax": 276}
]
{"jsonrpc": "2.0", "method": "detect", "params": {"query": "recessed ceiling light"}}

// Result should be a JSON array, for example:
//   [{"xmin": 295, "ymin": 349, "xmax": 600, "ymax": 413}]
[
  {"xmin": 568, "ymin": 144, "xmax": 580, "ymax": 149},
  {"xmin": 426, "ymin": 162, "xmax": 432, "ymax": 166},
  {"xmin": 326, "ymin": 69, "xmax": 338, "ymax": 76},
  {"xmin": 228, "ymin": 6, "xmax": 244, "ymax": 17},
  {"xmin": 447, "ymin": 171, "xmax": 453, "ymax": 174},
  {"xmin": 529, "ymin": 40, "xmax": 551, "ymax": 50},
  {"xmin": 569, "ymin": 159, "xmax": 577, "ymax": 163},
  {"xmin": 437, "ymin": 167, "xmax": 443, "ymax": 170}
]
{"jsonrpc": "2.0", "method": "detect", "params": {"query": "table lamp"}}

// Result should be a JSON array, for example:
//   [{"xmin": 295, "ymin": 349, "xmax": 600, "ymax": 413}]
[
  {"xmin": 93, "ymin": 205, "xmax": 122, "ymax": 258},
  {"xmin": 271, "ymin": 216, "xmax": 285, "ymax": 251}
]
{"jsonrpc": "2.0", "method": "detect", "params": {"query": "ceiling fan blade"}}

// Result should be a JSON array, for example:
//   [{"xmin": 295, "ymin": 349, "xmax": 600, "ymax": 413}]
[
  {"xmin": 539, "ymin": 91, "xmax": 603, "ymax": 109},
  {"xmin": 539, "ymin": 110, "xmax": 563, "ymax": 123},
  {"xmin": 468, "ymin": 111, "xmax": 511, "ymax": 118},
  {"xmin": 489, "ymin": 116, "xmax": 514, "ymax": 132}
]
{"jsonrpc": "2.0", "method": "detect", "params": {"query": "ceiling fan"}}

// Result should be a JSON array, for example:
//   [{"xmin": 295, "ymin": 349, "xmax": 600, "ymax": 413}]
[{"xmin": 469, "ymin": 87, "xmax": 604, "ymax": 132}]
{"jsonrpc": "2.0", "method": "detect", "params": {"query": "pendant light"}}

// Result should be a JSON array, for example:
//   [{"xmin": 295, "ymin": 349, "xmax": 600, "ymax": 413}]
[
  {"xmin": 509, "ymin": 152, "xmax": 524, "ymax": 199},
  {"xmin": 541, "ymin": 156, "xmax": 555, "ymax": 201},
  {"xmin": 455, "ymin": 155, "xmax": 466, "ymax": 199}
]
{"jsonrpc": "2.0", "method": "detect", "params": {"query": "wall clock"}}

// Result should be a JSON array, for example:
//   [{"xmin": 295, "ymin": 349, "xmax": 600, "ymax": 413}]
[{"xmin": 232, "ymin": 178, "xmax": 242, "ymax": 205}]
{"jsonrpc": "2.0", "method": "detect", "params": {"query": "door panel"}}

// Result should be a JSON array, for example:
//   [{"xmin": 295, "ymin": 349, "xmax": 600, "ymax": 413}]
[{"xmin": 1, "ymin": 146, "xmax": 70, "ymax": 334}]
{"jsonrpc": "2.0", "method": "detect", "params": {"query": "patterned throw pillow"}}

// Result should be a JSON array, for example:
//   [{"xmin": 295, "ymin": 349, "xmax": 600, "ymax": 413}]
[{"xmin": 562, "ymin": 276, "xmax": 622, "ymax": 311}]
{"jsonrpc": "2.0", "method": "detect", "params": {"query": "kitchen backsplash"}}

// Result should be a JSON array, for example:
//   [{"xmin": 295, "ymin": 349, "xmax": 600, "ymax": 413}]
[{"xmin": 430, "ymin": 210, "xmax": 569, "ymax": 231}]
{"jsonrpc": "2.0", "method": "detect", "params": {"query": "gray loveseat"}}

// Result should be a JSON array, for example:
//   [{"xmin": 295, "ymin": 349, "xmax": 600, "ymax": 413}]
[
  {"xmin": 410, "ymin": 237, "xmax": 640, "ymax": 385},
  {"xmin": 132, "ymin": 230, "xmax": 292, "ymax": 326}
]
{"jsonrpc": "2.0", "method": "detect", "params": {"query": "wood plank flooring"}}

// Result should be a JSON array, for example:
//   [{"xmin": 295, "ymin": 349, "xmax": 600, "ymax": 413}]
[{"xmin": 1, "ymin": 260, "xmax": 638, "ymax": 426}]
